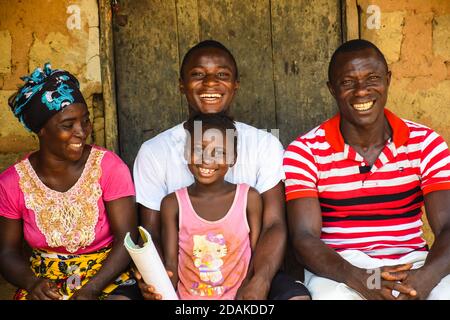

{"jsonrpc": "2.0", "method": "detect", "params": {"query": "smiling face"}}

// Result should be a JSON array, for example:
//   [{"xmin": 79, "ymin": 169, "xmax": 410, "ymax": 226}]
[
  {"xmin": 327, "ymin": 48, "xmax": 391, "ymax": 129},
  {"xmin": 187, "ymin": 127, "xmax": 236, "ymax": 185},
  {"xmin": 39, "ymin": 103, "xmax": 92, "ymax": 161},
  {"xmin": 180, "ymin": 47, "xmax": 240, "ymax": 115}
]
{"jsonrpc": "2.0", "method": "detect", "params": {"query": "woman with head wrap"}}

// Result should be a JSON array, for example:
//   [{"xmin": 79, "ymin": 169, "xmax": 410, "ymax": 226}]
[{"xmin": 0, "ymin": 63, "xmax": 139, "ymax": 300}]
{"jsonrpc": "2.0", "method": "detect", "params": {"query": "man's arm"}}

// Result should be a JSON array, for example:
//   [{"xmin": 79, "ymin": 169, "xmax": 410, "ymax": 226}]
[
  {"xmin": 287, "ymin": 197, "xmax": 416, "ymax": 300},
  {"xmin": 423, "ymin": 190, "xmax": 450, "ymax": 278},
  {"xmin": 390, "ymin": 189, "xmax": 450, "ymax": 299},
  {"xmin": 236, "ymin": 182, "xmax": 286, "ymax": 299}
]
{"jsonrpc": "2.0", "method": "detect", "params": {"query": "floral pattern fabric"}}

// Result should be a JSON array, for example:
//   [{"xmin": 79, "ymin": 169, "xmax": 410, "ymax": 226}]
[
  {"xmin": 14, "ymin": 247, "xmax": 131, "ymax": 300},
  {"xmin": 15, "ymin": 148, "xmax": 104, "ymax": 253}
]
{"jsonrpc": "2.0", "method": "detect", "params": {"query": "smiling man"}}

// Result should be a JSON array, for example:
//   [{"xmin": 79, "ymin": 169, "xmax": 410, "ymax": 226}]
[{"xmin": 283, "ymin": 39, "xmax": 450, "ymax": 300}]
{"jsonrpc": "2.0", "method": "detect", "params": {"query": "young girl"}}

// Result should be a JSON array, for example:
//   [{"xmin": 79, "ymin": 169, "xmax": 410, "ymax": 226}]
[{"xmin": 160, "ymin": 112, "xmax": 262, "ymax": 299}]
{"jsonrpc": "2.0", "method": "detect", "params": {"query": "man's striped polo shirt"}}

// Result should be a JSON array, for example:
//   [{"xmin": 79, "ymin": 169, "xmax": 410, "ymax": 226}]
[{"xmin": 283, "ymin": 109, "xmax": 450, "ymax": 259}]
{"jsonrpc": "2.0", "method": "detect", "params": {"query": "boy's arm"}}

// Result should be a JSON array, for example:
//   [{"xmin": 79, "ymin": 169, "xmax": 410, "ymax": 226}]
[
  {"xmin": 160, "ymin": 193, "xmax": 180, "ymax": 289},
  {"xmin": 139, "ymin": 205, "xmax": 162, "ymax": 254},
  {"xmin": 236, "ymin": 181, "xmax": 286, "ymax": 300},
  {"xmin": 133, "ymin": 142, "xmax": 167, "ymax": 254},
  {"xmin": 246, "ymin": 187, "xmax": 263, "ymax": 251},
  {"xmin": 135, "ymin": 196, "xmax": 178, "ymax": 299},
  {"xmin": 237, "ymin": 186, "xmax": 263, "ymax": 297}
]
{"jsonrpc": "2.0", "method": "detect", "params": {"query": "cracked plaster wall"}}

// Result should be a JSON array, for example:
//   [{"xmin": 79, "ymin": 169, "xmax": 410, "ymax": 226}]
[{"xmin": 0, "ymin": 0, "xmax": 104, "ymax": 171}]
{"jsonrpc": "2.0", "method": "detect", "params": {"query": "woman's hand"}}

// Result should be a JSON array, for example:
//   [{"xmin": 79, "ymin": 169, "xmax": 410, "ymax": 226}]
[
  {"xmin": 26, "ymin": 278, "xmax": 62, "ymax": 300},
  {"xmin": 70, "ymin": 287, "xmax": 101, "ymax": 300}
]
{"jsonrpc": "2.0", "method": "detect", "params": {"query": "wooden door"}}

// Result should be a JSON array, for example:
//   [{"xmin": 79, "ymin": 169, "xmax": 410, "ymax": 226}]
[
  {"xmin": 113, "ymin": 0, "xmax": 341, "ymax": 168},
  {"xmin": 113, "ymin": 0, "xmax": 341, "ymax": 279},
  {"xmin": 112, "ymin": 0, "xmax": 342, "ymax": 280}
]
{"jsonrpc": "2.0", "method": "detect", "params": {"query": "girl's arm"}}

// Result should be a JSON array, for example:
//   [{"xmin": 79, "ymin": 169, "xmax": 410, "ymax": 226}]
[
  {"xmin": 246, "ymin": 187, "xmax": 263, "ymax": 251},
  {"xmin": 161, "ymin": 193, "xmax": 180, "ymax": 289},
  {"xmin": 0, "ymin": 217, "xmax": 61, "ymax": 300},
  {"xmin": 71, "ymin": 196, "xmax": 138, "ymax": 299}
]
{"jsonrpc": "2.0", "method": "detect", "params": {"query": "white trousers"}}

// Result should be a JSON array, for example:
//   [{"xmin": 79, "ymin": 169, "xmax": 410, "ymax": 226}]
[{"xmin": 304, "ymin": 250, "xmax": 450, "ymax": 300}]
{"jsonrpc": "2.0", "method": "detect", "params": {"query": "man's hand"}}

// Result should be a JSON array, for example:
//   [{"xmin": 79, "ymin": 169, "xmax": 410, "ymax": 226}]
[
  {"xmin": 351, "ymin": 263, "xmax": 417, "ymax": 300},
  {"xmin": 235, "ymin": 275, "xmax": 271, "ymax": 300},
  {"xmin": 134, "ymin": 269, "xmax": 174, "ymax": 300},
  {"xmin": 382, "ymin": 267, "xmax": 436, "ymax": 300}
]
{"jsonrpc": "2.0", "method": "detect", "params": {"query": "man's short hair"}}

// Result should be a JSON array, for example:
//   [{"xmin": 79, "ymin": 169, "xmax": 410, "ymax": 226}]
[
  {"xmin": 328, "ymin": 39, "xmax": 388, "ymax": 82},
  {"xmin": 180, "ymin": 40, "xmax": 239, "ymax": 80}
]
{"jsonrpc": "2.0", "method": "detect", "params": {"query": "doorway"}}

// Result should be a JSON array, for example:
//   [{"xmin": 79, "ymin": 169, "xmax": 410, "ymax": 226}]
[{"xmin": 112, "ymin": 0, "xmax": 342, "ymax": 167}]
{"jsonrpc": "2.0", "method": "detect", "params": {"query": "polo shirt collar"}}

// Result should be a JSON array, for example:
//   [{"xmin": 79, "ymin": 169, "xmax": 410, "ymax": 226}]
[{"xmin": 323, "ymin": 108, "xmax": 410, "ymax": 152}]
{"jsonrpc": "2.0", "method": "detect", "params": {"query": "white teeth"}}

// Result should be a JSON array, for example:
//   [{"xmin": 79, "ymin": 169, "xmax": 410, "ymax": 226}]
[
  {"xmin": 70, "ymin": 143, "xmax": 82, "ymax": 148},
  {"xmin": 352, "ymin": 101, "xmax": 374, "ymax": 111},
  {"xmin": 199, "ymin": 167, "xmax": 215, "ymax": 174},
  {"xmin": 200, "ymin": 93, "xmax": 222, "ymax": 98}
]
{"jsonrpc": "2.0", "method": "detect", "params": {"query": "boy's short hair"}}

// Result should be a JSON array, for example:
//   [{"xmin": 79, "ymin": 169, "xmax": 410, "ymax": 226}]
[{"xmin": 180, "ymin": 40, "xmax": 239, "ymax": 80}]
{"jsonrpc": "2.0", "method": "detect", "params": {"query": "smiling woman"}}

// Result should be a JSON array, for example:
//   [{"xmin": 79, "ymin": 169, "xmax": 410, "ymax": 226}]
[
  {"xmin": 39, "ymin": 103, "xmax": 92, "ymax": 163},
  {"xmin": 0, "ymin": 63, "xmax": 140, "ymax": 300}
]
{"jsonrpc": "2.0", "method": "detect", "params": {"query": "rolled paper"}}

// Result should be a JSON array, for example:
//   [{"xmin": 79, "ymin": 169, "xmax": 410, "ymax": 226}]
[{"xmin": 124, "ymin": 226, "xmax": 179, "ymax": 300}]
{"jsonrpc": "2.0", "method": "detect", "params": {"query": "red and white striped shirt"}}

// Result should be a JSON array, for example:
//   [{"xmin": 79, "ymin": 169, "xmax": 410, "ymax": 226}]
[{"xmin": 283, "ymin": 109, "xmax": 450, "ymax": 259}]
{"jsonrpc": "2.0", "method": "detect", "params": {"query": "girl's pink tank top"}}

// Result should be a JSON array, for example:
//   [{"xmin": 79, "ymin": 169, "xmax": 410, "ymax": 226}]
[{"xmin": 175, "ymin": 183, "xmax": 251, "ymax": 300}]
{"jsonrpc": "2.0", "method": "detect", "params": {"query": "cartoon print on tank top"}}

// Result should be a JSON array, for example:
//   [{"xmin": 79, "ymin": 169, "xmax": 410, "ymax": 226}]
[{"xmin": 191, "ymin": 232, "xmax": 228, "ymax": 296}]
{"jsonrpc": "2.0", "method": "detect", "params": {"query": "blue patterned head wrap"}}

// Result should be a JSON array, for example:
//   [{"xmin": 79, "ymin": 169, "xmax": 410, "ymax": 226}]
[{"xmin": 8, "ymin": 63, "xmax": 86, "ymax": 133}]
